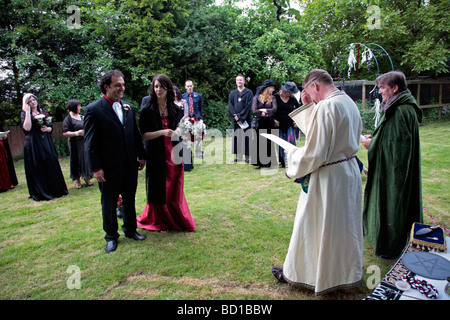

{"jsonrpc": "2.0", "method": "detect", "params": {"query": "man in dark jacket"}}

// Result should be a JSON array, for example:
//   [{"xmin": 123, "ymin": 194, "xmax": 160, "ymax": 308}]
[
  {"xmin": 84, "ymin": 70, "xmax": 146, "ymax": 253},
  {"xmin": 228, "ymin": 74, "xmax": 254, "ymax": 162}
]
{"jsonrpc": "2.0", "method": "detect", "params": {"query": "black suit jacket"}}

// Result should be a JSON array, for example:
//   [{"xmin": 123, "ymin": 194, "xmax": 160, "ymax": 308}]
[{"xmin": 84, "ymin": 97, "xmax": 145, "ymax": 181}]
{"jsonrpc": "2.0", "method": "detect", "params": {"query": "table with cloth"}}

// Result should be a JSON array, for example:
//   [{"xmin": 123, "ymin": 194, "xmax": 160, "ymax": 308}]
[{"xmin": 365, "ymin": 223, "xmax": 450, "ymax": 300}]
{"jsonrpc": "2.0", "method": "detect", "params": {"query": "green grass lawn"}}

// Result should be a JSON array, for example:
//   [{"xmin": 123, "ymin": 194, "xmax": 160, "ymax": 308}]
[{"xmin": 0, "ymin": 121, "xmax": 448, "ymax": 300}]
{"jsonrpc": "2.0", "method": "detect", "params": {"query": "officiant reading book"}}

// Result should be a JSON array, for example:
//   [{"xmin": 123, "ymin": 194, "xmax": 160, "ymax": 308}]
[{"xmin": 271, "ymin": 69, "xmax": 364, "ymax": 295}]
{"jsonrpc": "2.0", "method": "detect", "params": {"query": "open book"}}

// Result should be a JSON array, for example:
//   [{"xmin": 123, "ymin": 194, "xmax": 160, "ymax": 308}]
[
  {"xmin": 260, "ymin": 133, "xmax": 297, "ymax": 152},
  {"xmin": 0, "ymin": 130, "xmax": 10, "ymax": 139}
]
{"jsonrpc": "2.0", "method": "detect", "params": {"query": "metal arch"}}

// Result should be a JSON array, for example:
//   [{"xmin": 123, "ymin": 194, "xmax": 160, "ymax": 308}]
[{"xmin": 331, "ymin": 42, "xmax": 394, "ymax": 81}]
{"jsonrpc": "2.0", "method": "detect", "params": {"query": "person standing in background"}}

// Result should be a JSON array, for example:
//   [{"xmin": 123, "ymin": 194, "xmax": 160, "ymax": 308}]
[
  {"xmin": 62, "ymin": 99, "xmax": 93, "ymax": 189},
  {"xmin": 182, "ymin": 80, "xmax": 204, "ymax": 163},
  {"xmin": 20, "ymin": 93, "xmax": 68, "ymax": 201},
  {"xmin": 228, "ymin": 74, "xmax": 253, "ymax": 163}
]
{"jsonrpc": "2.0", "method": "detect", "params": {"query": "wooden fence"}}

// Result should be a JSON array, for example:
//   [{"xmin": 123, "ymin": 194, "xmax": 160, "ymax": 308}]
[
  {"xmin": 336, "ymin": 79, "xmax": 450, "ymax": 116},
  {"xmin": 5, "ymin": 80, "xmax": 449, "ymax": 158},
  {"xmin": 5, "ymin": 122, "xmax": 65, "ymax": 158}
]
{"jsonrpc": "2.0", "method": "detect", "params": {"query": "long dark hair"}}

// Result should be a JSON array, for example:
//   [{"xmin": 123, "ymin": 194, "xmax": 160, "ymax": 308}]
[
  {"xmin": 66, "ymin": 99, "xmax": 81, "ymax": 113},
  {"xmin": 149, "ymin": 74, "xmax": 178, "ymax": 128}
]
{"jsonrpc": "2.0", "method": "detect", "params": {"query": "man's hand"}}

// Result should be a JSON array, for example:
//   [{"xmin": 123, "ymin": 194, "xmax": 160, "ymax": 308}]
[
  {"xmin": 93, "ymin": 169, "xmax": 106, "ymax": 183},
  {"xmin": 361, "ymin": 135, "xmax": 372, "ymax": 149},
  {"xmin": 138, "ymin": 160, "xmax": 146, "ymax": 171},
  {"xmin": 301, "ymin": 90, "xmax": 312, "ymax": 105}
]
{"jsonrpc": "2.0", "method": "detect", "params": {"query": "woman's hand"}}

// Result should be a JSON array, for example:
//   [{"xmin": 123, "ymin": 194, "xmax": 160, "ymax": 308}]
[
  {"xmin": 22, "ymin": 103, "xmax": 31, "ymax": 113},
  {"xmin": 40, "ymin": 126, "xmax": 52, "ymax": 133},
  {"xmin": 162, "ymin": 129, "xmax": 174, "ymax": 137}
]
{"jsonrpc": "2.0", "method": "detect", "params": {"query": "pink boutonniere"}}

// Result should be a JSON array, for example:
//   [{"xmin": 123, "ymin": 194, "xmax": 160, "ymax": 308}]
[{"xmin": 123, "ymin": 104, "xmax": 131, "ymax": 111}]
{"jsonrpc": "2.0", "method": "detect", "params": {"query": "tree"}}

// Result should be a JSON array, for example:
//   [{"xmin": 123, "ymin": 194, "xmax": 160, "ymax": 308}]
[
  {"xmin": 0, "ymin": 0, "xmax": 114, "ymax": 126},
  {"xmin": 88, "ymin": 0, "xmax": 190, "ymax": 100},
  {"xmin": 229, "ymin": 1, "xmax": 325, "ymax": 88},
  {"xmin": 300, "ymin": 0, "xmax": 450, "ymax": 77}
]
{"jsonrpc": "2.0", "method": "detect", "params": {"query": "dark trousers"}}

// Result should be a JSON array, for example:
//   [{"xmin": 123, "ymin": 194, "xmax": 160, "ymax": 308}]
[{"xmin": 98, "ymin": 168, "xmax": 138, "ymax": 241}]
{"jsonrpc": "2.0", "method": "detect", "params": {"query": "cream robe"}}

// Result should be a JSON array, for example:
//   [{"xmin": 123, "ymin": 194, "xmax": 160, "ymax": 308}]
[{"xmin": 284, "ymin": 90, "xmax": 363, "ymax": 295}]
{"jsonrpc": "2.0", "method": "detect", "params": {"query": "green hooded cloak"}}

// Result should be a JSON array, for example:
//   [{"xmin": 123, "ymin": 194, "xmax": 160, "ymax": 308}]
[{"xmin": 363, "ymin": 91, "xmax": 423, "ymax": 258}]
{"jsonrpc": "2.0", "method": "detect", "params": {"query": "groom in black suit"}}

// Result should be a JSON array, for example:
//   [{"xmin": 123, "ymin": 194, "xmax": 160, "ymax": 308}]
[{"xmin": 84, "ymin": 70, "xmax": 146, "ymax": 253}]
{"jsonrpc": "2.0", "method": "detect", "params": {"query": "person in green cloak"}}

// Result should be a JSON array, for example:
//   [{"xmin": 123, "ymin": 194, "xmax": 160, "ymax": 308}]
[{"xmin": 361, "ymin": 70, "xmax": 423, "ymax": 259}]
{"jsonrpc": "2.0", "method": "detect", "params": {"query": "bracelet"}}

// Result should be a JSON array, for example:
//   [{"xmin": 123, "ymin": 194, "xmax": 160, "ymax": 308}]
[{"xmin": 75, "ymin": 131, "xmax": 79, "ymax": 137}]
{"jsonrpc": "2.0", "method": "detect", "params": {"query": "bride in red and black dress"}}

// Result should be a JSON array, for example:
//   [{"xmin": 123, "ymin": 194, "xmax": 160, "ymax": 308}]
[{"xmin": 137, "ymin": 74, "xmax": 196, "ymax": 233}]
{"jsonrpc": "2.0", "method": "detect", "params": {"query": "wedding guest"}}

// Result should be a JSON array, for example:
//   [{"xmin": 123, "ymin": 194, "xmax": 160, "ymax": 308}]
[
  {"xmin": 272, "ymin": 69, "xmax": 363, "ymax": 295},
  {"xmin": 141, "ymin": 85, "xmax": 152, "ymax": 109},
  {"xmin": 174, "ymin": 86, "xmax": 188, "ymax": 122},
  {"xmin": 137, "ymin": 74, "xmax": 196, "ymax": 233},
  {"xmin": 84, "ymin": 70, "xmax": 147, "ymax": 253},
  {"xmin": 62, "ymin": 99, "xmax": 93, "ymax": 189},
  {"xmin": 251, "ymin": 79, "xmax": 277, "ymax": 168},
  {"xmin": 0, "ymin": 137, "xmax": 12, "ymax": 192},
  {"xmin": 274, "ymin": 82, "xmax": 301, "ymax": 167},
  {"xmin": 182, "ymin": 80, "xmax": 203, "ymax": 161},
  {"xmin": 0, "ymin": 127, "xmax": 18, "ymax": 192},
  {"xmin": 228, "ymin": 74, "xmax": 253, "ymax": 163},
  {"xmin": 362, "ymin": 70, "xmax": 423, "ymax": 259},
  {"xmin": 21, "ymin": 93, "xmax": 68, "ymax": 201}
]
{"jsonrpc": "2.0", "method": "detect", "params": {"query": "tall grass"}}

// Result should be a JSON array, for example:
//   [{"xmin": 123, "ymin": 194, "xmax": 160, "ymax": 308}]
[{"xmin": 0, "ymin": 121, "xmax": 448, "ymax": 300}]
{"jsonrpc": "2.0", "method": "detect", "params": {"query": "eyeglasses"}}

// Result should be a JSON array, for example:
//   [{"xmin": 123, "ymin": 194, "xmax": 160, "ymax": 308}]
[{"xmin": 303, "ymin": 76, "xmax": 318, "ymax": 90}]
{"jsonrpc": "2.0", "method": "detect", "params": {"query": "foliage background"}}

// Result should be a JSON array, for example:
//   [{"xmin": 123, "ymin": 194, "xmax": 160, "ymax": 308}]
[{"xmin": 1, "ymin": 0, "xmax": 449, "ymax": 131}]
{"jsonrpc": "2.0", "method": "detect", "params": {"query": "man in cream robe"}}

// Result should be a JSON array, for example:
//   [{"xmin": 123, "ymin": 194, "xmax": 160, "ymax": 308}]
[{"xmin": 278, "ymin": 69, "xmax": 363, "ymax": 295}]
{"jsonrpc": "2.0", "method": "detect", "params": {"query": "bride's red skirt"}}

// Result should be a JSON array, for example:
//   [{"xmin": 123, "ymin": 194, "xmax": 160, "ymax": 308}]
[{"xmin": 137, "ymin": 122, "xmax": 196, "ymax": 232}]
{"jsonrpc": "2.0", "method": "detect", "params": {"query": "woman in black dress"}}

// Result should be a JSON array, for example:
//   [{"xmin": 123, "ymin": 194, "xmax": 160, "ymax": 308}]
[
  {"xmin": 274, "ymin": 82, "xmax": 301, "ymax": 167},
  {"xmin": 62, "ymin": 99, "xmax": 93, "ymax": 189},
  {"xmin": 21, "ymin": 93, "xmax": 68, "ymax": 201},
  {"xmin": 251, "ymin": 79, "xmax": 277, "ymax": 168}
]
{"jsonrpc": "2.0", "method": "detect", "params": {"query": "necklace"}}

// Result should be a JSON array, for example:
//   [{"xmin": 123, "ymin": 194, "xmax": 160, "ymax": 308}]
[
  {"xmin": 159, "ymin": 103, "xmax": 168, "ymax": 116},
  {"xmin": 162, "ymin": 115, "xmax": 169, "ymax": 127}
]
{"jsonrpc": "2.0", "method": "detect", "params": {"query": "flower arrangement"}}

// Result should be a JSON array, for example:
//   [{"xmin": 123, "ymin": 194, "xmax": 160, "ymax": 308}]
[
  {"xmin": 175, "ymin": 116, "xmax": 206, "ymax": 148},
  {"xmin": 34, "ymin": 113, "xmax": 52, "ymax": 138},
  {"xmin": 116, "ymin": 196, "xmax": 123, "ymax": 217},
  {"xmin": 117, "ymin": 196, "xmax": 123, "ymax": 210},
  {"xmin": 35, "ymin": 113, "xmax": 52, "ymax": 127}
]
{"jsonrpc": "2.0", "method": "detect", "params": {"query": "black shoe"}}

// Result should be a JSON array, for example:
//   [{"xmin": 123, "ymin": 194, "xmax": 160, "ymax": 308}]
[
  {"xmin": 272, "ymin": 266, "xmax": 287, "ymax": 283},
  {"xmin": 126, "ymin": 231, "xmax": 146, "ymax": 241},
  {"xmin": 105, "ymin": 240, "xmax": 117, "ymax": 253}
]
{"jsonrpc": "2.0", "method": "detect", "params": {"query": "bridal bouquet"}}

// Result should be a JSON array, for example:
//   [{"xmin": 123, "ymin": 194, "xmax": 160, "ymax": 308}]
[
  {"xmin": 35, "ymin": 113, "xmax": 52, "ymax": 138},
  {"xmin": 175, "ymin": 116, "xmax": 206, "ymax": 148},
  {"xmin": 35, "ymin": 113, "xmax": 52, "ymax": 127}
]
